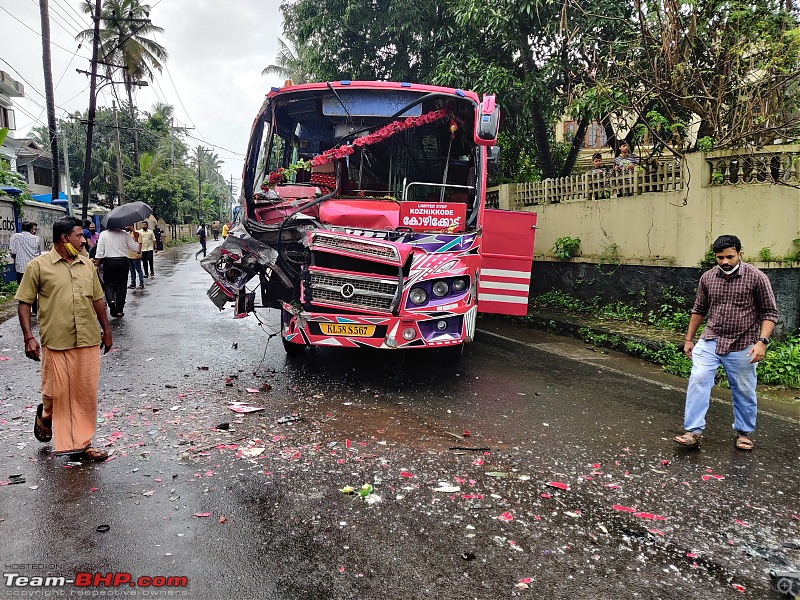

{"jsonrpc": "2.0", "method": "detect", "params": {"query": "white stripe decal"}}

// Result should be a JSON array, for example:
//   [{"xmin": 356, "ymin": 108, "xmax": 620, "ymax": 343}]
[
  {"xmin": 478, "ymin": 293, "xmax": 529, "ymax": 304},
  {"xmin": 479, "ymin": 281, "xmax": 531, "ymax": 292},
  {"xmin": 480, "ymin": 268, "xmax": 530, "ymax": 279}
]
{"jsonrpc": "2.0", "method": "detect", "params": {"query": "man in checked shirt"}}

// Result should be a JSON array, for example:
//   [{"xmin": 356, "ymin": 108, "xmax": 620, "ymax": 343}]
[{"xmin": 675, "ymin": 235, "xmax": 778, "ymax": 451}]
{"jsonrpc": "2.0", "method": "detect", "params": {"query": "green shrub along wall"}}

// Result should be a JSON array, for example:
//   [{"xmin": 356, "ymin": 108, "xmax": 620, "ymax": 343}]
[{"xmin": 528, "ymin": 261, "xmax": 799, "ymax": 335}]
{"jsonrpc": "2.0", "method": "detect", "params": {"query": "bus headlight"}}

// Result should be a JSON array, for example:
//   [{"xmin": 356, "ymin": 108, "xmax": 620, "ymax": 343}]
[
  {"xmin": 432, "ymin": 281, "xmax": 449, "ymax": 297},
  {"xmin": 409, "ymin": 287, "xmax": 427, "ymax": 305},
  {"xmin": 451, "ymin": 278, "xmax": 467, "ymax": 292}
]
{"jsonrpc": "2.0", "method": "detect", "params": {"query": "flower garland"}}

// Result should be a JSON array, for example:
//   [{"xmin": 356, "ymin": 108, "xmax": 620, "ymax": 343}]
[
  {"xmin": 309, "ymin": 107, "xmax": 452, "ymax": 167},
  {"xmin": 262, "ymin": 107, "xmax": 453, "ymax": 190}
]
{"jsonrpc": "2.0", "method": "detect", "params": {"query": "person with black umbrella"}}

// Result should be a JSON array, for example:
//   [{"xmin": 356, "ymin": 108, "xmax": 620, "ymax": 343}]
[
  {"xmin": 96, "ymin": 202, "xmax": 152, "ymax": 316},
  {"xmin": 94, "ymin": 226, "xmax": 141, "ymax": 318}
]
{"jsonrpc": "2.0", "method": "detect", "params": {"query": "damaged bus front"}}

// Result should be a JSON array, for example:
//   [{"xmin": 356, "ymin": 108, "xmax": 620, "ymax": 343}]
[{"xmin": 202, "ymin": 81, "xmax": 537, "ymax": 358}]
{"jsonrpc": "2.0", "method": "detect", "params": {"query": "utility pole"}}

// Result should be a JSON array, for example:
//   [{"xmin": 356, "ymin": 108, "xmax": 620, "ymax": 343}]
[
  {"xmin": 80, "ymin": 0, "xmax": 102, "ymax": 222},
  {"xmin": 112, "ymin": 101, "xmax": 125, "ymax": 204},
  {"xmin": 197, "ymin": 147, "xmax": 204, "ymax": 223},
  {"xmin": 39, "ymin": 0, "xmax": 60, "ymax": 204},
  {"xmin": 61, "ymin": 130, "xmax": 73, "ymax": 217},
  {"xmin": 229, "ymin": 174, "xmax": 235, "ymax": 221}
]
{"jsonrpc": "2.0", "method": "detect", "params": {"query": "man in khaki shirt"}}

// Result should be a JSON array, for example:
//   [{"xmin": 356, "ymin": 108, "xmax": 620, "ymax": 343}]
[
  {"xmin": 137, "ymin": 221, "xmax": 156, "ymax": 278},
  {"xmin": 16, "ymin": 216, "xmax": 113, "ymax": 461}
]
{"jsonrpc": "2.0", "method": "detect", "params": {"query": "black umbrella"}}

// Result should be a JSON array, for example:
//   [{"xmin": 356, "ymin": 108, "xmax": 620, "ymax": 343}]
[{"xmin": 101, "ymin": 201, "xmax": 153, "ymax": 229}]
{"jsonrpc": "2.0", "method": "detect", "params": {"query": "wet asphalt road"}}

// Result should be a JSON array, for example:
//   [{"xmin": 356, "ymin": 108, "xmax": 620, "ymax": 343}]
[{"xmin": 0, "ymin": 241, "xmax": 798, "ymax": 600}]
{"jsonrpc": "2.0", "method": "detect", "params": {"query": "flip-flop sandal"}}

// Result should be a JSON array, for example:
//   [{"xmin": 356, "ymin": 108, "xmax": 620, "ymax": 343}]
[
  {"xmin": 674, "ymin": 431, "xmax": 702, "ymax": 447},
  {"xmin": 34, "ymin": 403, "xmax": 52, "ymax": 443},
  {"xmin": 71, "ymin": 447, "xmax": 109, "ymax": 461},
  {"xmin": 735, "ymin": 434, "xmax": 754, "ymax": 451}
]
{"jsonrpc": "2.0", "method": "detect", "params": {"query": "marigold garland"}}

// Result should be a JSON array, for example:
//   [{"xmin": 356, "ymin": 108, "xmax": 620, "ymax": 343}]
[{"xmin": 262, "ymin": 107, "xmax": 453, "ymax": 190}]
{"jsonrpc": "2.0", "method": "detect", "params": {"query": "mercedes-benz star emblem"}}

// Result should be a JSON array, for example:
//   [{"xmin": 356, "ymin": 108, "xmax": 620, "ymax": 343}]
[{"xmin": 340, "ymin": 283, "xmax": 356, "ymax": 298}]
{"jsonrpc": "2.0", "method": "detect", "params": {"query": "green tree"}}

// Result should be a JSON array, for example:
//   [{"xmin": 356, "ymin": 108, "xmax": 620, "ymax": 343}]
[
  {"xmin": 77, "ymin": 0, "xmax": 168, "ymax": 170},
  {"xmin": 126, "ymin": 171, "xmax": 181, "ymax": 222},
  {"xmin": 576, "ymin": 0, "xmax": 800, "ymax": 150},
  {"xmin": 261, "ymin": 38, "xmax": 313, "ymax": 84},
  {"xmin": 282, "ymin": 0, "xmax": 444, "ymax": 82}
]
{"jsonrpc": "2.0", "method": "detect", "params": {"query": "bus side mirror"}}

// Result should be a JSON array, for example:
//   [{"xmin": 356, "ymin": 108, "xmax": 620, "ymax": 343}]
[
  {"xmin": 487, "ymin": 146, "xmax": 500, "ymax": 171},
  {"xmin": 474, "ymin": 95, "xmax": 500, "ymax": 145}
]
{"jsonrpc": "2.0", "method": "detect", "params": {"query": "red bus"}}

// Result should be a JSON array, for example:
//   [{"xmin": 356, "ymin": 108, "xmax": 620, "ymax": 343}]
[{"xmin": 202, "ymin": 81, "xmax": 537, "ymax": 360}]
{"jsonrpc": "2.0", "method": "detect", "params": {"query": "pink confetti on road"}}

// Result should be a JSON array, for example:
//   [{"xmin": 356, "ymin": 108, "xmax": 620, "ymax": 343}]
[
  {"xmin": 498, "ymin": 512, "xmax": 514, "ymax": 522},
  {"xmin": 473, "ymin": 458, "xmax": 484, "ymax": 466},
  {"xmin": 193, "ymin": 512, "xmax": 212, "ymax": 518},
  {"xmin": 518, "ymin": 577, "xmax": 533, "ymax": 584},
  {"xmin": 338, "ymin": 567, "xmax": 345, "ymax": 574},
  {"xmin": 731, "ymin": 584, "xmax": 745, "ymax": 592},
  {"xmin": 345, "ymin": 439, "xmax": 351, "ymax": 449},
  {"xmin": 734, "ymin": 519, "xmax": 749, "ymax": 526},
  {"xmin": 400, "ymin": 471, "xmax": 414, "ymax": 478},
  {"xmin": 633, "ymin": 512, "xmax": 667, "ymax": 521},
  {"xmin": 702, "ymin": 474, "xmax": 725, "ymax": 481},
  {"xmin": 686, "ymin": 552, "xmax": 698, "ymax": 558},
  {"xmin": 0, "ymin": 356, "xmax": 10, "ymax": 361},
  {"xmin": 648, "ymin": 528, "xmax": 665, "ymax": 536},
  {"xmin": 546, "ymin": 481, "xmax": 569, "ymax": 490},
  {"xmin": 592, "ymin": 463, "xmax": 600, "ymax": 469},
  {"xmin": 227, "ymin": 403, "xmax": 264, "ymax": 413},
  {"xmin": 540, "ymin": 493, "xmax": 551, "ymax": 499},
  {"xmin": 660, "ymin": 460, "xmax": 671, "ymax": 465},
  {"xmin": 612, "ymin": 504, "xmax": 636, "ymax": 513}
]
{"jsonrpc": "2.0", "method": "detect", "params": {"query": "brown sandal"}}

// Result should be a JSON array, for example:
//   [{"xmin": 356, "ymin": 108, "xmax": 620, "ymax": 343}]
[
  {"xmin": 674, "ymin": 431, "xmax": 703, "ymax": 447},
  {"xmin": 34, "ymin": 403, "xmax": 52, "ymax": 443},
  {"xmin": 71, "ymin": 447, "xmax": 109, "ymax": 461},
  {"xmin": 735, "ymin": 434, "xmax": 754, "ymax": 451}
]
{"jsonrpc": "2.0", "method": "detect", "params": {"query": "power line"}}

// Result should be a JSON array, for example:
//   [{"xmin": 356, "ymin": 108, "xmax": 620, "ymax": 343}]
[
  {"xmin": 53, "ymin": 0, "xmax": 90, "ymax": 32},
  {"xmin": 184, "ymin": 133, "xmax": 244, "ymax": 158},
  {"xmin": 29, "ymin": 0, "xmax": 83, "ymax": 39},
  {"xmin": 0, "ymin": 56, "xmax": 47, "ymax": 102},
  {"xmin": 0, "ymin": 4, "xmax": 92, "ymax": 61},
  {"xmin": 28, "ymin": 0, "xmax": 77, "ymax": 39},
  {"xmin": 152, "ymin": 32, "xmax": 199, "ymax": 134}
]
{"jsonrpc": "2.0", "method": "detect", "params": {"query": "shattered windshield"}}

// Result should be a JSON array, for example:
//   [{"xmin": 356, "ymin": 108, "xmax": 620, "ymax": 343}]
[{"xmin": 246, "ymin": 89, "xmax": 480, "ymax": 214}]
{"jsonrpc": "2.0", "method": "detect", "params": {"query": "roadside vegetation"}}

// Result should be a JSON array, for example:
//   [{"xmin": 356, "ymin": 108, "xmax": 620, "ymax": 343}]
[
  {"xmin": 0, "ymin": 280, "xmax": 18, "ymax": 306},
  {"xmin": 166, "ymin": 236, "xmax": 197, "ymax": 248},
  {"xmin": 528, "ymin": 290, "xmax": 800, "ymax": 390}
]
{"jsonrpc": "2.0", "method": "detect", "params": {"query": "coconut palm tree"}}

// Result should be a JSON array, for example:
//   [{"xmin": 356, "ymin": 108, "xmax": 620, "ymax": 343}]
[
  {"xmin": 261, "ymin": 38, "xmax": 312, "ymax": 84},
  {"xmin": 39, "ymin": 0, "xmax": 60, "ymax": 201},
  {"xmin": 76, "ymin": 0, "xmax": 168, "ymax": 171},
  {"xmin": 27, "ymin": 124, "xmax": 51, "ymax": 149}
]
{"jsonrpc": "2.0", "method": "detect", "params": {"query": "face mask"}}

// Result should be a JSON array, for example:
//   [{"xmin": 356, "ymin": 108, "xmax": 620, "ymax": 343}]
[
  {"xmin": 719, "ymin": 263, "xmax": 740, "ymax": 275},
  {"xmin": 64, "ymin": 242, "xmax": 79, "ymax": 257}
]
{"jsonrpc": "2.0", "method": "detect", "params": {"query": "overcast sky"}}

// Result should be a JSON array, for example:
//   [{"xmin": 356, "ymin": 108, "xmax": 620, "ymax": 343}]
[{"xmin": 0, "ymin": 0, "xmax": 287, "ymax": 186}]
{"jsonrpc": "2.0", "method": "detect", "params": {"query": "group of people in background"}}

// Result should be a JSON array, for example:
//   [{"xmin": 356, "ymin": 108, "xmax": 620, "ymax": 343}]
[{"xmin": 590, "ymin": 142, "xmax": 640, "ymax": 175}]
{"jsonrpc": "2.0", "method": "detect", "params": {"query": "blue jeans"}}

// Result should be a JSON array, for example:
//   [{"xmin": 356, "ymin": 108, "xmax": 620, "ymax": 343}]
[
  {"xmin": 684, "ymin": 338, "xmax": 758, "ymax": 434},
  {"xmin": 128, "ymin": 258, "xmax": 144, "ymax": 286}
]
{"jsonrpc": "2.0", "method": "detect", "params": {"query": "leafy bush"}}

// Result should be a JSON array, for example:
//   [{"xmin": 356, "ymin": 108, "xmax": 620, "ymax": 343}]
[
  {"xmin": 758, "ymin": 333, "xmax": 800, "ymax": 388},
  {"xmin": 533, "ymin": 290, "xmax": 589, "ymax": 312},
  {"xmin": 700, "ymin": 246, "xmax": 717, "ymax": 271},
  {"xmin": 648, "ymin": 286, "xmax": 692, "ymax": 332},
  {"xmin": 759, "ymin": 247, "xmax": 776, "ymax": 262},
  {"xmin": 597, "ymin": 301, "xmax": 643, "ymax": 322},
  {"xmin": 697, "ymin": 136, "xmax": 715, "ymax": 152},
  {"xmin": 0, "ymin": 280, "xmax": 18, "ymax": 304},
  {"xmin": 551, "ymin": 236, "xmax": 581, "ymax": 260}
]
